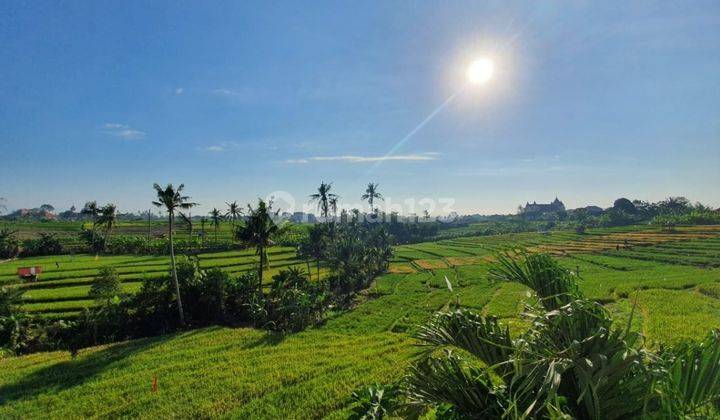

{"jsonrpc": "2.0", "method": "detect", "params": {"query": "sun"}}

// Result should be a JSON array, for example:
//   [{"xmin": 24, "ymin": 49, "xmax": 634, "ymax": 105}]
[{"xmin": 467, "ymin": 58, "xmax": 494, "ymax": 84}]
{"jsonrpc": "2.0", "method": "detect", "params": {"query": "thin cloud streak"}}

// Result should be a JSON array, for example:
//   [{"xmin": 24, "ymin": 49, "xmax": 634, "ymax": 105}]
[
  {"xmin": 284, "ymin": 154, "xmax": 438, "ymax": 164},
  {"xmin": 103, "ymin": 123, "xmax": 146, "ymax": 140}
]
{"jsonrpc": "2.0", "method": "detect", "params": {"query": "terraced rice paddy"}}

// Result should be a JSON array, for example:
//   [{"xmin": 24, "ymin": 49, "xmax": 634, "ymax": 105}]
[
  {"xmin": 0, "ymin": 247, "xmax": 317, "ymax": 317},
  {"xmin": 1, "ymin": 220, "xmax": 256, "ymax": 252},
  {"xmin": 393, "ymin": 224, "xmax": 720, "ymax": 345},
  {"xmin": 1, "ymin": 224, "xmax": 719, "ymax": 417}
]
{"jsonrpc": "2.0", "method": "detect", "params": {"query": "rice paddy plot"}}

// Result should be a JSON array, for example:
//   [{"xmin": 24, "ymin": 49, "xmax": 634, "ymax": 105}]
[{"xmin": 1, "ymin": 247, "xmax": 304, "ymax": 317}]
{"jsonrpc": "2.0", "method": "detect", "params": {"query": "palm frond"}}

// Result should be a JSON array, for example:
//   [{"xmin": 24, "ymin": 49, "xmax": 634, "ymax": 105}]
[
  {"xmin": 489, "ymin": 251, "xmax": 581, "ymax": 311},
  {"xmin": 405, "ymin": 352, "xmax": 509, "ymax": 418},
  {"xmin": 415, "ymin": 310, "xmax": 513, "ymax": 375},
  {"xmin": 656, "ymin": 330, "xmax": 720, "ymax": 416}
]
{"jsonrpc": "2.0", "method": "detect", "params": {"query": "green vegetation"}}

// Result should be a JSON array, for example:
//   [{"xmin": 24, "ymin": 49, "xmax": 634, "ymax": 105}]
[
  {"xmin": 1, "ymin": 223, "xmax": 719, "ymax": 417},
  {"xmin": 360, "ymin": 253, "xmax": 720, "ymax": 418}
]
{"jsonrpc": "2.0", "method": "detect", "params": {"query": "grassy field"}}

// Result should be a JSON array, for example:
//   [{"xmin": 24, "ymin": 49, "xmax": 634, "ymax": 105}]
[{"xmin": 1, "ymin": 224, "xmax": 719, "ymax": 417}]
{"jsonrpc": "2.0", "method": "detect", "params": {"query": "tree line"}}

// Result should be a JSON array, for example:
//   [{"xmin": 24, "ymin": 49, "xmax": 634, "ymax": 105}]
[{"xmin": 0, "ymin": 182, "xmax": 395, "ymax": 355}]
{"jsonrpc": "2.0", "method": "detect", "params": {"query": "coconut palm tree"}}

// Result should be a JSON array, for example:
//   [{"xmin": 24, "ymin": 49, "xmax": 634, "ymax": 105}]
[
  {"xmin": 361, "ymin": 182, "xmax": 383, "ymax": 214},
  {"xmin": 95, "ymin": 203, "xmax": 117, "ymax": 240},
  {"xmin": 209, "ymin": 208, "xmax": 221, "ymax": 244},
  {"xmin": 329, "ymin": 196, "xmax": 340, "ymax": 220},
  {"xmin": 225, "ymin": 201, "xmax": 242, "ymax": 226},
  {"xmin": 234, "ymin": 199, "xmax": 285, "ymax": 292},
  {"xmin": 297, "ymin": 224, "xmax": 327, "ymax": 280},
  {"xmin": 199, "ymin": 217, "xmax": 208, "ymax": 248},
  {"xmin": 178, "ymin": 211, "xmax": 193, "ymax": 246},
  {"xmin": 152, "ymin": 183, "xmax": 197, "ymax": 326},
  {"xmin": 81, "ymin": 201, "xmax": 100, "ymax": 238},
  {"xmin": 309, "ymin": 181, "xmax": 338, "ymax": 221}
]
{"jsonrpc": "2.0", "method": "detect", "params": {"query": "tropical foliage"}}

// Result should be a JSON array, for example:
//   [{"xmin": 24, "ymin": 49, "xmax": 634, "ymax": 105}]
[
  {"xmin": 152, "ymin": 183, "xmax": 197, "ymax": 326},
  {"xmin": 20, "ymin": 232, "xmax": 62, "ymax": 257},
  {"xmin": 309, "ymin": 181, "xmax": 339, "ymax": 220},
  {"xmin": 361, "ymin": 182, "xmax": 383, "ymax": 214},
  {"xmin": 357, "ymin": 252, "xmax": 720, "ymax": 419},
  {"xmin": 234, "ymin": 199, "xmax": 286, "ymax": 290},
  {"xmin": 0, "ymin": 228, "xmax": 20, "ymax": 259}
]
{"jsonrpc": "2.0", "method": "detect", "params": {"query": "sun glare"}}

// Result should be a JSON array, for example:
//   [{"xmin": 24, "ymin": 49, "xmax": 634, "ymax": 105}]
[{"xmin": 467, "ymin": 58, "xmax": 494, "ymax": 84}]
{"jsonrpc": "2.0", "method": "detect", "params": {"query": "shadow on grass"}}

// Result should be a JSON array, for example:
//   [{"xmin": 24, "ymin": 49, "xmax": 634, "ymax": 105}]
[
  {"xmin": 0, "ymin": 333, "xmax": 173, "ymax": 406},
  {"xmin": 239, "ymin": 330, "xmax": 286, "ymax": 349}
]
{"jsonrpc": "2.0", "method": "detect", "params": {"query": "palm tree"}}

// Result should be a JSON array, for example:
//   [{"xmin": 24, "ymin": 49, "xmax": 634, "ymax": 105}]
[
  {"xmin": 178, "ymin": 211, "xmax": 193, "ymax": 245},
  {"xmin": 329, "ymin": 196, "xmax": 340, "ymax": 220},
  {"xmin": 209, "ymin": 208, "xmax": 221, "ymax": 244},
  {"xmin": 297, "ymin": 224, "xmax": 327, "ymax": 280},
  {"xmin": 225, "ymin": 201, "xmax": 242, "ymax": 226},
  {"xmin": 361, "ymin": 182, "xmax": 383, "ymax": 214},
  {"xmin": 309, "ymin": 181, "xmax": 339, "ymax": 221},
  {"xmin": 95, "ymin": 203, "xmax": 117, "ymax": 240},
  {"xmin": 234, "ymin": 199, "xmax": 285, "ymax": 292},
  {"xmin": 152, "ymin": 183, "xmax": 197, "ymax": 326},
  {"xmin": 199, "ymin": 217, "xmax": 208, "ymax": 248},
  {"xmin": 81, "ymin": 201, "xmax": 101, "ymax": 244}
]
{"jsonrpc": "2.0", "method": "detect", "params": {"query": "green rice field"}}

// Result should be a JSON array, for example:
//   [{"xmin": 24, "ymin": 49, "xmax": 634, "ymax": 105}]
[
  {"xmin": 1, "ymin": 246, "xmax": 318, "ymax": 317},
  {"xmin": 1, "ymin": 224, "xmax": 719, "ymax": 417}
]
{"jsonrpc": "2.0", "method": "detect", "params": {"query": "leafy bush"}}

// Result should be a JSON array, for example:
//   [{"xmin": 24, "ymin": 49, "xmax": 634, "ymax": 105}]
[
  {"xmin": 0, "ymin": 228, "xmax": 20, "ymax": 259},
  {"xmin": 0, "ymin": 314, "xmax": 73, "ymax": 356},
  {"xmin": 266, "ymin": 267, "xmax": 327, "ymax": 332},
  {"xmin": 89, "ymin": 266, "xmax": 122, "ymax": 303},
  {"xmin": 350, "ymin": 384, "xmax": 402, "ymax": 420},
  {"xmin": 652, "ymin": 210, "xmax": 720, "ymax": 226},
  {"xmin": 358, "ymin": 252, "xmax": 720, "ymax": 419},
  {"xmin": 20, "ymin": 232, "xmax": 63, "ymax": 257},
  {"xmin": 598, "ymin": 208, "xmax": 640, "ymax": 227},
  {"xmin": 0, "ymin": 286, "xmax": 23, "ymax": 317},
  {"xmin": 78, "ymin": 228, "xmax": 106, "ymax": 253}
]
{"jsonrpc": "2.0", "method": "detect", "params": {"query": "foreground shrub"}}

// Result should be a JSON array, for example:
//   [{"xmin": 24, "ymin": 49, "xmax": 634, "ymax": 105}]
[
  {"xmin": 355, "ymin": 252, "xmax": 720, "ymax": 419},
  {"xmin": 89, "ymin": 266, "xmax": 122, "ymax": 304},
  {"xmin": 266, "ymin": 267, "xmax": 328, "ymax": 332}
]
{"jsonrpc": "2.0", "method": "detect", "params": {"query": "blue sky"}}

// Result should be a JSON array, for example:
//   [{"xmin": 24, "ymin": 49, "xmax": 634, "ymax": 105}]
[{"xmin": 1, "ymin": 1, "xmax": 719, "ymax": 215}]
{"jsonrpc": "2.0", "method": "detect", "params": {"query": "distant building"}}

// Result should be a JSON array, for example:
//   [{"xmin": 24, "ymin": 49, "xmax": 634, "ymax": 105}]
[
  {"xmin": 288, "ymin": 212, "xmax": 317, "ymax": 224},
  {"xmin": 521, "ymin": 198, "xmax": 566, "ymax": 217}
]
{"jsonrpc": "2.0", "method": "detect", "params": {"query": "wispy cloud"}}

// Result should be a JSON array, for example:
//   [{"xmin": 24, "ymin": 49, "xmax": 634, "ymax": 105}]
[
  {"xmin": 103, "ymin": 123, "xmax": 146, "ymax": 140},
  {"xmin": 205, "ymin": 145, "xmax": 225, "ymax": 152},
  {"xmin": 211, "ymin": 88, "xmax": 245, "ymax": 98},
  {"xmin": 200, "ymin": 141, "xmax": 240, "ymax": 153},
  {"xmin": 174, "ymin": 87, "xmax": 184, "ymax": 95},
  {"xmin": 284, "ymin": 154, "xmax": 439, "ymax": 164}
]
